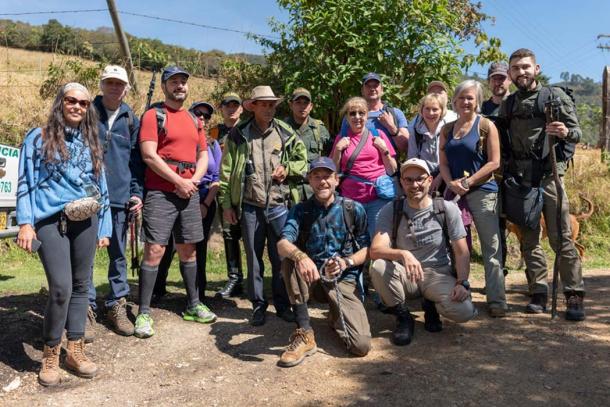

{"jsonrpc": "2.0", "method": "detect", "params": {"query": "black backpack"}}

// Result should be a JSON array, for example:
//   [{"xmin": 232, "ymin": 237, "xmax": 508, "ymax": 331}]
[
  {"xmin": 296, "ymin": 196, "xmax": 360, "ymax": 253},
  {"xmin": 505, "ymin": 86, "xmax": 577, "ymax": 164},
  {"xmin": 391, "ymin": 196, "xmax": 455, "ymax": 273}
]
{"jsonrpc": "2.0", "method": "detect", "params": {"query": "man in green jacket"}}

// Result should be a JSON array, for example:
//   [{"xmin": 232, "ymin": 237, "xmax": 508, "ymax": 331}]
[
  {"xmin": 284, "ymin": 87, "xmax": 332, "ymax": 200},
  {"xmin": 219, "ymin": 85, "xmax": 308, "ymax": 326},
  {"xmin": 500, "ymin": 48, "xmax": 585, "ymax": 321}
]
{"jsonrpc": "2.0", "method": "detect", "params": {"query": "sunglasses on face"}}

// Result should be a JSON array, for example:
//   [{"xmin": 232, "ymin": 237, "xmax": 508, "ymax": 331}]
[
  {"xmin": 194, "ymin": 110, "xmax": 212, "ymax": 120},
  {"xmin": 348, "ymin": 110, "xmax": 366, "ymax": 117},
  {"xmin": 63, "ymin": 96, "xmax": 90, "ymax": 109}
]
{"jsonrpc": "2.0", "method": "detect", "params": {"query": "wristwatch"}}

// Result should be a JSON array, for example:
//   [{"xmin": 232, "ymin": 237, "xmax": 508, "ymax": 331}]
[
  {"xmin": 456, "ymin": 279, "xmax": 471, "ymax": 290},
  {"xmin": 460, "ymin": 178, "xmax": 470, "ymax": 189},
  {"xmin": 344, "ymin": 257, "xmax": 355, "ymax": 268}
]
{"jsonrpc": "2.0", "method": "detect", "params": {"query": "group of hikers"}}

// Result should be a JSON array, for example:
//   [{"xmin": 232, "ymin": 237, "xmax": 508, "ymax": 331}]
[{"xmin": 14, "ymin": 47, "xmax": 586, "ymax": 386}]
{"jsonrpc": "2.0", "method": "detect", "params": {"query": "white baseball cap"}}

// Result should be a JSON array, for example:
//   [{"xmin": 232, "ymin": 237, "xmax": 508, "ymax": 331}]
[
  {"xmin": 100, "ymin": 65, "xmax": 129, "ymax": 85},
  {"xmin": 400, "ymin": 157, "xmax": 431, "ymax": 176}
]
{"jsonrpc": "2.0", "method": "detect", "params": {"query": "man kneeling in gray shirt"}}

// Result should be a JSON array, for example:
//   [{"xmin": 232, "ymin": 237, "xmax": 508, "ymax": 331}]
[{"xmin": 370, "ymin": 158, "xmax": 477, "ymax": 346}]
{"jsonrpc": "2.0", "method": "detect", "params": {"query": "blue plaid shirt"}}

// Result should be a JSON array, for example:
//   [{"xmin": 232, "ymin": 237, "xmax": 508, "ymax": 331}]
[{"xmin": 281, "ymin": 196, "xmax": 370, "ymax": 280}]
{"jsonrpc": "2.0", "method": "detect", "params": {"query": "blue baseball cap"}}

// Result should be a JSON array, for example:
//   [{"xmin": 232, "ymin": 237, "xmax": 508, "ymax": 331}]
[
  {"xmin": 362, "ymin": 72, "xmax": 381, "ymax": 85},
  {"xmin": 162, "ymin": 66, "xmax": 190, "ymax": 82},
  {"xmin": 308, "ymin": 157, "xmax": 337, "ymax": 174}
]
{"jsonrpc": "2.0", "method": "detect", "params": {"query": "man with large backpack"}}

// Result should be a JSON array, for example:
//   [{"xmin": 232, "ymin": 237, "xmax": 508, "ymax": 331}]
[
  {"xmin": 284, "ymin": 87, "xmax": 332, "ymax": 200},
  {"xmin": 219, "ymin": 85, "xmax": 308, "ymax": 326},
  {"xmin": 277, "ymin": 157, "xmax": 371, "ymax": 367},
  {"xmin": 135, "ymin": 66, "xmax": 214, "ymax": 338},
  {"xmin": 370, "ymin": 158, "xmax": 476, "ymax": 346},
  {"xmin": 499, "ymin": 48, "xmax": 585, "ymax": 320},
  {"xmin": 86, "ymin": 65, "xmax": 144, "ymax": 340}
]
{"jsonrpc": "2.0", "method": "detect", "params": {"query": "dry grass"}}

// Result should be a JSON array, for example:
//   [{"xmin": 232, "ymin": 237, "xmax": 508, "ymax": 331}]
[{"xmin": 0, "ymin": 46, "xmax": 217, "ymax": 145}]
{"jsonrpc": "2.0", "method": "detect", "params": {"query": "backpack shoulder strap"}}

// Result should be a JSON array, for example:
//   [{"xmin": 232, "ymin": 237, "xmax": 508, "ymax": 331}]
[
  {"xmin": 296, "ymin": 199, "xmax": 315, "ymax": 250},
  {"xmin": 154, "ymin": 106, "xmax": 167, "ymax": 136},
  {"xmin": 477, "ymin": 116, "xmax": 491, "ymax": 155},
  {"xmin": 341, "ymin": 197, "xmax": 360, "ymax": 250},
  {"xmin": 391, "ymin": 197, "xmax": 405, "ymax": 249},
  {"xmin": 383, "ymin": 104, "xmax": 399, "ymax": 135},
  {"xmin": 440, "ymin": 121, "xmax": 455, "ymax": 151},
  {"xmin": 504, "ymin": 92, "xmax": 517, "ymax": 123},
  {"xmin": 535, "ymin": 86, "xmax": 552, "ymax": 118}
]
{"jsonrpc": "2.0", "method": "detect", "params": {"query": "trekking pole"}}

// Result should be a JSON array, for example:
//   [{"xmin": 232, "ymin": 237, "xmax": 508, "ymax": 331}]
[
  {"xmin": 145, "ymin": 70, "xmax": 157, "ymax": 111},
  {"xmin": 544, "ymin": 95, "xmax": 563, "ymax": 319}
]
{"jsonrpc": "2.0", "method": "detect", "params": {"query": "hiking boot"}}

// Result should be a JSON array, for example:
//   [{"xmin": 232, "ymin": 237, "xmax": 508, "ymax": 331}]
[
  {"xmin": 134, "ymin": 313, "xmax": 155, "ymax": 338},
  {"xmin": 489, "ymin": 307, "xmax": 507, "ymax": 318},
  {"xmin": 183, "ymin": 303, "xmax": 217, "ymax": 324},
  {"xmin": 422, "ymin": 299, "xmax": 443, "ymax": 332},
  {"xmin": 526, "ymin": 293, "xmax": 547, "ymax": 314},
  {"xmin": 215, "ymin": 276, "xmax": 243, "ymax": 299},
  {"xmin": 38, "ymin": 344, "xmax": 61, "ymax": 387},
  {"xmin": 565, "ymin": 291, "xmax": 585, "ymax": 321},
  {"xmin": 84, "ymin": 306, "xmax": 97, "ymax": 343},
  {"xmin": 65, "ymin": 338, "xmax": 97, "ymax": 379},
  {"xmin": 276, "ymin": 307, "xmax": 296, "ymax": 323},
  {"xmin": 251, "ymin": 303, "xmax": 267, "ymax": 326},
  {"xmin": 107, "ymin": 297, "xmax": 134, "ymax": 336},
  {"xmin": 392, "ymin": 303, "xmax": 415, "ymax": 346},
  {"xmin": 278, "ymin": 328, "xmax": 317, "ymax": 367}
]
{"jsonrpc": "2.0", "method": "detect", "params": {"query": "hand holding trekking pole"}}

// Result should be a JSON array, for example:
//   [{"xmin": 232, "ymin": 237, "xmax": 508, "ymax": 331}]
[{"xmin": 545, "ymin": 122, "xmax": 568, "ymax": 139}]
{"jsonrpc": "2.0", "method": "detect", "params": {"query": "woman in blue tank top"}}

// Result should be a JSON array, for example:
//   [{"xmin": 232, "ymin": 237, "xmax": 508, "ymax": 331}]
[{"xmin": 438, "ymin": 79, "xmax": 507, "ymax": 317}]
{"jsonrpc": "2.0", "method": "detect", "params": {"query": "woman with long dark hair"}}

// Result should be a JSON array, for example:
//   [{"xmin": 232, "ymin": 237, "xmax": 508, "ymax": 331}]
[{"xmin": 16, "ymin": 83, "xmax": 112, "ymax": 386}]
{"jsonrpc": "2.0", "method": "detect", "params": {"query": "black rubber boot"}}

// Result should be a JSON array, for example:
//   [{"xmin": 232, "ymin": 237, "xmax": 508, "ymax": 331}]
[
  {"xmin": 422, "ymin": 298, "xmax": 443, "ymax": 333},
  {"xmin": 565, "ymin": 291, "xmax": 585, "ymax": 321},
  {"xmin": 391, "ymin": 303, "xmax": 414, "ymax": 346},
  {"xmin": 215, "ymin": 239, "xmax": 243, "ymax": 298},
  {"xmin": 526, "ymin": 293, "xmax": 548, "ymax": 314}
]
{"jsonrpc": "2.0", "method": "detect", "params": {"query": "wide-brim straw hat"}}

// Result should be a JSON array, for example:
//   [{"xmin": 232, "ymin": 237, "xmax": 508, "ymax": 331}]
[{"xmin": 242, "ymin": 85, "xmax": 283, "ymax": 111}]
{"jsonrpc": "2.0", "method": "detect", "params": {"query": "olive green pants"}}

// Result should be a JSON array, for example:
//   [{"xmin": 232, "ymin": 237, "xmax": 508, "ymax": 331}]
[{"xmin": 518, "ymin": 176, "xmax": 585, "ymax": 294}]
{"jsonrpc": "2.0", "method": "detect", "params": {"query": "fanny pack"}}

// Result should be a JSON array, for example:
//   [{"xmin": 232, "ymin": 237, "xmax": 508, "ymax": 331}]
[
  {"xmin": 64, "ymin": 184, "xmax": 102, "ymax": 221},
  {"xmin": 163, "ymin": 158, "xmax": 196, "ymax": 173},
  {"xmin": 348, "ymin": 174, "xmax": 396, "ymax": 200},
  {"xmin": 502, "ymin": 177, "xmax": 543, "ymax": 230}
]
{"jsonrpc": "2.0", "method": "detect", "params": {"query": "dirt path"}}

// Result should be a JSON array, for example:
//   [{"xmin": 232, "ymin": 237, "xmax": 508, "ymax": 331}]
[{"xmin": 1, "ymin": 268, "xmax": 609, "ymax": 406}]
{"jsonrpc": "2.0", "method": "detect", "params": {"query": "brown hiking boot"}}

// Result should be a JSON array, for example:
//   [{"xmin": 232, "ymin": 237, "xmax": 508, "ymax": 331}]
[
  {"xmin": 65, "ymin": 338, "xmax": 98, "ymax": 378},
  {"xmin": 38, "ymin": 344, "xmax": 61, "ymax": 386},
  {"xmin": 84, "ymin": 306, "xmax": 96, "ymax": 343},
  {"xmin": 278, "ymin": 328, "xmax": 317, "ymax": 367},
  {"xmin": 565, "ymin": 291, "xmax": 586, "ymax": 321},
  {"xmin": 107, "ymin": 297, "xmax": 135, "ymax": 336}
]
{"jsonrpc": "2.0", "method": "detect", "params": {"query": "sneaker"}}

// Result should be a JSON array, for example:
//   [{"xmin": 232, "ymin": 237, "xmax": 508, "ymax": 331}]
[
  {"xmin": 84, "ymin": 306, "xmax": 97, "ymax": 343},
  {"xmin": 526, "ymin": 293, "xmax": 547, "ymax": 314},
  {"xmin": 107, "ymin": 297, "xmax": 135, "ymax": 336},
  {"xmin": 183, "ymin": 303, "xmax": 217, "ymax": 324},
  {"xmin": 134, "ymin": 313, "xmax": 155, "ymax": 338},
  {"xmin": 251, "ymin": 303, "xmax": 267, "ymax": 326},
  {"xmin": 565, "ymin": 291, "xmax": 585, "ymax": 321},
  {"xmin": 278, "ymin": 328, "xmax": 317, "ymax": 367}
]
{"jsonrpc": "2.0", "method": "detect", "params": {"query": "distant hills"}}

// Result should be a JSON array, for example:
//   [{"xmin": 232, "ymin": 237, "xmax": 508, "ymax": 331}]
[{"xmin": 0, "ymin": 18, "xmax": 265, "ymax": 77}]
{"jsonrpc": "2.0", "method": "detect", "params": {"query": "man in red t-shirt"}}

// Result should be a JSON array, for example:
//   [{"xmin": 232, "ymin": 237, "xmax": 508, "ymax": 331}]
[{"xmin": 135, "ymin": 66, "xmax": 215, "ymax": 338}]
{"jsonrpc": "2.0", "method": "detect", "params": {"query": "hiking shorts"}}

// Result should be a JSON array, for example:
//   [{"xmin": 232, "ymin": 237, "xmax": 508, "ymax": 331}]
[{"xmin": 142, "ymin": 190, "xmax": 203, "ymax": 245}]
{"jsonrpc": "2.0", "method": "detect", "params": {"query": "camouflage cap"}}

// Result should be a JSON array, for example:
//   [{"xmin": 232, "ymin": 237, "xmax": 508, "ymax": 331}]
[
  {"xmin": 290, "ymin": 87, "xmax": 312, "ymax": 101},
  {"xmin": 220, "ymin": 92, "xmax": 242, "ymax": 105}
]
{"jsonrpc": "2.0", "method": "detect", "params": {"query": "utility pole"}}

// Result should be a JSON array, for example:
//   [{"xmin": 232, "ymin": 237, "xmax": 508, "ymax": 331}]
[
  {"xmin": 602, "ymin": 66, "xmax": 610, "ymax": 156},
  {"xmin": 106, "ymin": 0, "xmax": 138, "ymax": 93}
]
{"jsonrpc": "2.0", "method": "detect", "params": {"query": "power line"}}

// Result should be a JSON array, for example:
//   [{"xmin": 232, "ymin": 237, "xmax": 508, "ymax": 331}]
[
  {"xmin": 119, "ymin": 11, "xmax": 279, "ymax": 40},
  {"xmin": 0, "ymin": 9, "xmax": 107, "ymax": 16}
]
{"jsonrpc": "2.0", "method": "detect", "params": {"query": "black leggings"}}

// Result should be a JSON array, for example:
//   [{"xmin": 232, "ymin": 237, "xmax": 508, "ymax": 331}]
[{"xmin": 36, "ymin": 213, "xmax": 98, "ymax": 346}]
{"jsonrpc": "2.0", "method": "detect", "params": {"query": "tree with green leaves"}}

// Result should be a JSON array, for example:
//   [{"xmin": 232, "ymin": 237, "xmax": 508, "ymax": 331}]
[{"xmin": 239, "ymin": 0, "xmax": 505, "ymax": 131}]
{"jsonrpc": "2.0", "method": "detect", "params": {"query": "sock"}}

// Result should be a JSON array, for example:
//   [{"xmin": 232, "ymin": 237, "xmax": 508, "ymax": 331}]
[
  {"xmin": 294, "ymin": 303, "xmax": 311, "ymax": 330},
  {"xmin": 180, "ymin": 260, "xmax": 200, "ymax": 309},
  {"xmin": 139, "ymin": 263, "xmax": 159, "ymax": 314}
]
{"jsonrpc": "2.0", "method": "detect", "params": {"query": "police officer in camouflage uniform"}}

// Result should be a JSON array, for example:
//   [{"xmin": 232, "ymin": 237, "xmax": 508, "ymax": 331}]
[
  {"xmin": 284, "ymin": 87, "xmax": 332, "ymax": 200},
  {"xmin": 500, "ymin": 48, "xmax": 585, "ymax": 321},
  {"xmin": 211, "ymin": 92, "xmax": 246, "ymax": 298}
]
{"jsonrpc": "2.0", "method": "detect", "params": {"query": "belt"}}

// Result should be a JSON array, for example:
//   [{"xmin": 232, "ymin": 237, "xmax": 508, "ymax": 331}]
[{"xmin": 163, "ymin": 158, "xmax": 196, "ymax": 173}]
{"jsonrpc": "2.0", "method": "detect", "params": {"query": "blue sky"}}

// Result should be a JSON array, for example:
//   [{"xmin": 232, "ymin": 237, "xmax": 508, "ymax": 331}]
[{"xmin": 2, "ymin": 1, "xmax": 609, "ymax": 83}]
